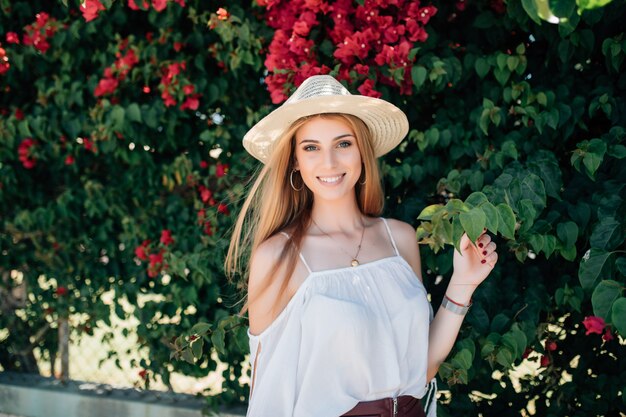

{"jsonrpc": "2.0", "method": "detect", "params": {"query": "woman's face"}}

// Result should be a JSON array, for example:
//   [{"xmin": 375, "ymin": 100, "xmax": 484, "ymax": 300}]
[{"xmin": 294, "ymin": 116, "xmax": 363, "ymax": 203}]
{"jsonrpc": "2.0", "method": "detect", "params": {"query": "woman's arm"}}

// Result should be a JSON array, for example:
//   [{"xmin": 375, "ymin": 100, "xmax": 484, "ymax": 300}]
[
  {"xmin": 389, "ymin": 219, "xmax": 498, "ymax": 381},
  {"xmin": 426, "ymin": 231, "xmax": 497, "ymax": 380}
]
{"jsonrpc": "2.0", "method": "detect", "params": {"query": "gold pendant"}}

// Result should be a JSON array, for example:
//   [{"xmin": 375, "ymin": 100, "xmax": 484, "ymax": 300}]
[{"xmin": 351, "ymin": 259, "xmax": 359, "ymax": 267}]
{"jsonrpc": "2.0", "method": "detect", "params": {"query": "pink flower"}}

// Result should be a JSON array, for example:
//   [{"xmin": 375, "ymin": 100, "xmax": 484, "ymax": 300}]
[
  {"xmin": 152, "ymin": 0, "xmax": 167, "ymax": 12},
  {"xmin": 216, "ymin": 7, "xmax": 229, "ymax": 20},
  {"xmin": 65, "ymin": 155, "xmax": 75, "ymax": 165},
  {"xmin": 540, "ymin": 355, "xmax": 550, "ymax": 367},
  {"xmin": 216, "ymin": 162, "xmax": 228, "ymax": 177},
  {"xmin": 161, "ymin": 90, "xmax": 176, "ymax": 107},
  {"xmin": 94, "ymin": 77, "xmax": 119, "ymax": 97},
  {"xmin": 217, "ymin": 203, "xmax": 229, "ymax": 215},
  {"xmin": 6, "ymin": 32, "xmax": 20, "ymax": 44},
  {"xmin": 135, "ymin": 239, "xmax": 150, "ymax": 260},
  {"xmin": 81, "ymin": 0, "xmax": 106, "ymax": 22},
  {"xmin": 198, "ymin": 185, "xmax": 212, "ymax": 203},
  {"xmin": 357, "ymin": 79, "xmax": 382, "ymax": 98},
  {"xmin": 128, "ymin": 0, "xmax": 149, "ymax": 10},
  {"xmin": 545, "ymin": 340, "xmax": 557, "ymax": 351},
  {"xmin": 602, "ymin": 328, "xmax": 614, "ymax": 342},
  {"xmin": 582, "ymin": 316, "xmax": 606, "ymax": 335},
  {"xmin": 160, "ymin": 229, "xmax": 174, "ymax": 246},
  {"xmin": 18, "ymin": 138, "xmax": 37, "ymax": 169},
  {"xmin": 180, "ymin": 95, "xmax": 200, "ymax": 111}
]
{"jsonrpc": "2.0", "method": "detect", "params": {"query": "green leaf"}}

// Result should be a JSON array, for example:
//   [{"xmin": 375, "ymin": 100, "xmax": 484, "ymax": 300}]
[
  {"xmin": 418, "ymin": 204, "xmax": 444, "ymax": 221},
  {"xmin": 190, "ymin": 322, "xmax": 212, "ymax": 335},
  {"xmin": 110, "ymin": 106, "xmax": 125, "ymax": 131},
  {"xmin": 465, "ymin": 192, "xmax": 489, "ymax": 207},
  {"xmin": 583, "ymin": 138, "xmax": 607, "ymax": 179},
  {"xmin": 211, "ymin": 326, "xmax": 226, "ymax": 355},
  {"xmin": 496, "ymin": 204, "xmax": 516, "ymax": 239},
  {"xmin": 127, "ymin": 103, "xmax": 142, "ymax": 123},
  {"xmin": 591, "ymin": 280, "xmax": 623, "ymax": 321},
  {"xmin": 481, "ymin": 202, "xmax": 499, "ymax": 234},
  {"xmin": 616, "ymin": 257, "xmax": 626, "ymax": 276},
  {"xmin": 411, "ymin": 66, "xmax": 427, "ymax": 89},
  {"xmin": 611, "ymin": 298, "xmax": 626, "ymax": 336},
  {"xmin": 459, "ymin": 207, "xmax": 487, "ymax": 243},
  {"xmin": 579, "ymin": 249, "xmax": 612, "ymax": 290},
  {"xmin": 557, "ymin": 221, "xmax": 579, "ymax": 247},
  {"xmin": 475, "ymin": 57, "xmax": 490, "ymax": 78},
  {"xmin": 590, "ymin": 217, "xmax": 624, "ymax": 251},
  {"xmin": 608, "ymin": 144, "xmax": 626, "ymax": 159},
  {"xmin": 496, "ymin": 348, "xmax": 515, "ymax": 368},
  {"xmin": 191, "ymin": 337, "xmax": 204, "ymax": 359}
]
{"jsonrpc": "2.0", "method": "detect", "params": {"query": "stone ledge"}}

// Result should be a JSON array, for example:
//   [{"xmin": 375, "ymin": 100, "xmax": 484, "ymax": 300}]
[{"xmin": 0, "ymin": 372, "xmax": 246, "ymax": 417}]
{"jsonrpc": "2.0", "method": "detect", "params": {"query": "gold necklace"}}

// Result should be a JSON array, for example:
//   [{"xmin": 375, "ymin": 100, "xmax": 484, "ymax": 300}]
[{"xmin": 311, "ymin": 217, "xmax": 366, "ymax": 267}]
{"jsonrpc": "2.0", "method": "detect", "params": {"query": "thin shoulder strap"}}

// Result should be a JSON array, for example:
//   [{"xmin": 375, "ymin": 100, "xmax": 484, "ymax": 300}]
[
  {"xmin": 380, "ymin": 218, "xmax": 400, "ymax": 256},
  {"xmin": 280, "ymin": 232, "xmax": 312, "ymax": 273}
]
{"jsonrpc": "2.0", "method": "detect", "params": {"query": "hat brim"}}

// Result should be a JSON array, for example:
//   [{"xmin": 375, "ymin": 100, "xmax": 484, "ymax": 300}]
[{"xmin": 243, "ymin": 95, "xmax": 409, "ymax": 164}]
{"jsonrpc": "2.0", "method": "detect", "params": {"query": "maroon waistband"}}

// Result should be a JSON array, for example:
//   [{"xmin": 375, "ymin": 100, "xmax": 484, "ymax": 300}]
[{"xmin": 341, "ymin": 395, "xmax": 425, "ymax": 417}]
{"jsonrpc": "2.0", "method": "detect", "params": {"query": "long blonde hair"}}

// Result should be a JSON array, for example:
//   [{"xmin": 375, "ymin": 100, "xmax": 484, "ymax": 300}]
[{"xmin": 225, "ymin": 113, "xmax": 385, "ymax": 316}]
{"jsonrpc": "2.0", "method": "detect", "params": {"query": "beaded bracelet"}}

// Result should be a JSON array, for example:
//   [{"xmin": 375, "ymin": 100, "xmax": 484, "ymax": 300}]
[{"xmin": 441, "ymin": 294, "xmax": 473, "ymax": 315}]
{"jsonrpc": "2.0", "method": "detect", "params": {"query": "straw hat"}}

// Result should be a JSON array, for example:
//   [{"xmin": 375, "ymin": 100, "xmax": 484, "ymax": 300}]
[{"xmin": 243, "ymin": 75, "xmax": 409, "ymax": 164}]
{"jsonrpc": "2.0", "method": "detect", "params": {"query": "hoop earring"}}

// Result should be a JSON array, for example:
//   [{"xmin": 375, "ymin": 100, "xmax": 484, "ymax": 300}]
[{"xmin": 290, "ymin": 169, "xmax": 303, "ymax": 191}]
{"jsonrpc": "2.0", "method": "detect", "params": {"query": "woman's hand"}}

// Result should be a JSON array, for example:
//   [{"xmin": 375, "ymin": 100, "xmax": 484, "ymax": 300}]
[{"xmin": 450, "ymin": 229, "xmax": 498, "ymax": 288}]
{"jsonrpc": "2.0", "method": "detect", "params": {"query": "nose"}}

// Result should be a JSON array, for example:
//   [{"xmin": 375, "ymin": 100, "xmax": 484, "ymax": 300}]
[{"xmin": 322, "ymin": 148, "xmax": 337, "ymax": 168}]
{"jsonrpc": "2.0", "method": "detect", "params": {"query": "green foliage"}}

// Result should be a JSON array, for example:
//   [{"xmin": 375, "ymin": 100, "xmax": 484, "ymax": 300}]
[{"xmin": 1, "ymin": 0, "xmax": 625, "ymax": 415}]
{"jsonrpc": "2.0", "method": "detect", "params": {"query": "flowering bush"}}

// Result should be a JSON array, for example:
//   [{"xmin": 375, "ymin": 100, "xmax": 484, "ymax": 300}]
[{"xmin": 1, "ymin": 0, "xmax": 625, "ymax": 415}]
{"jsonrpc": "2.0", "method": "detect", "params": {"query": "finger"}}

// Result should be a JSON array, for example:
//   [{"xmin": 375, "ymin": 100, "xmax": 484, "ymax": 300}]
[
  {"xmin": 487, "ymin": 251, "xmax": 498, "ymax": 268},
  {"xmin": 477, "ymin": 234, "xmax": 492, "ymax": 249}
]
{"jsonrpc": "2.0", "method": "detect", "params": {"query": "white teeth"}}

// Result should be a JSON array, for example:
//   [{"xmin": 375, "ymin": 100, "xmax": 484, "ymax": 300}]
[{"xmin": 318, "ymin": 175, "xmax": 343, "ymax": 183}]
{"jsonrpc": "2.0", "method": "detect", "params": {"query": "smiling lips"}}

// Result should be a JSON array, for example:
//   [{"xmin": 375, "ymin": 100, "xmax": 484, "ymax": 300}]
[{"xmin": 317, "ymin": 173, "xmax": 346, "ymax": 184}]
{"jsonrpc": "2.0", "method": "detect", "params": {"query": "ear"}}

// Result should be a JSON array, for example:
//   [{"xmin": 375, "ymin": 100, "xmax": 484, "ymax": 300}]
[{"xmin": 293, "ymin": 158, "xmax": 299, "ymax": 170}]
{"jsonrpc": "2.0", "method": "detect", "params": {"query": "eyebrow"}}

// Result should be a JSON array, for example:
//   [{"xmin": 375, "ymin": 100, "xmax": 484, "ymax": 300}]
[{"xmin": 298, "ymin": 134, "xmax": 354, "ymax": 144}]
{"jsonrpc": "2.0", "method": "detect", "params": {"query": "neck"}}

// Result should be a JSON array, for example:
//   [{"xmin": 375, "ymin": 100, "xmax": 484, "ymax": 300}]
[{"xmin": 310, "ymin": 194, "xmax": 365, "ymax": 233}]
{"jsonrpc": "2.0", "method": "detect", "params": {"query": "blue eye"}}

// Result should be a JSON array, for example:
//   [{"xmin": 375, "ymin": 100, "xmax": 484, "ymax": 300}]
[
  {"xmin": 303, "ymin": 145, "xmax": 317, "ymax": 151},
  {"xmin": 338, "ymin": 141, "xmax": 352, "ymax": 148}
]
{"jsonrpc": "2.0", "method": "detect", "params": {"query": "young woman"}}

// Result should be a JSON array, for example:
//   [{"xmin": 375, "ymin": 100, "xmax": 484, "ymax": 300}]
[{"xmin": 226, "ymin": 75, "xmax": 498, "ymax": 417}]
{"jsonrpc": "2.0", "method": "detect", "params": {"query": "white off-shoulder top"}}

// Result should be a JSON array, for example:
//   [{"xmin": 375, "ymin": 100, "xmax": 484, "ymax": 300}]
[{"xmin": 246, "ymin": 218, "xmax": 437, "ymax": 417}]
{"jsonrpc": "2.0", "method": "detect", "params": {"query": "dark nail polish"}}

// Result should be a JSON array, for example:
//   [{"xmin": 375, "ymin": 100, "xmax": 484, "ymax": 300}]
[
  {"xmin": 481, "ymin": 259, "xmax": 486, "ymax": 264},
  {"xmin": 483, "ymin": 250, "xmax": 487, "ymax": 255},
  {"xmin": 478, "ymin": 243, "xmax": 483, "ymax": 248}
]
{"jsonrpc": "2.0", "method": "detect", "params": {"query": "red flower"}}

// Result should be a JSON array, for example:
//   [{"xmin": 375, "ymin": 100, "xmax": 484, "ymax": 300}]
[
  {"xmin": 81, "ymin": 0, "xmax": 106, "ymax": 22},
  {"xmin": 521, "ymin": 347, "xmax": 532, "ymax": 359},
  {"xmin": 128, "ymin": 0, "xmax": 149, "ymax": 10},
  {"xmin": 357, "ymin": 79, "xmax": 382, "ymax": 98},
  {"xmin": 138, "ymin": 369, "xmax": 148, "ymax": 379},
  {"xmin": 540, "ymin": 355, "xmax": 550, "ymax": 367},
  {"xmin": 198, "ymin": 185, "xmax": 212, "ymax": 203},
  {"xmin": 135, "ymin": 239, "xmax": 150, "ymax": 260},
  {"xmin": 6, "ymin": 32, "xmax": 19, "ymax": 44},
  {"xmin": 160, "ymin": 229, "xmax": 174, "ymax": 246},
  {"xmin": 65, "ymin": 155, "xmax": 75, "ymax": 165},
  {"xmin": 602, "ymin": 328, "xmax": 614, "ymax": 342},
  {"xmin": 199, "ymin": 160, "xmax": 208, "ymax": 169},
  {"xmin": 152, "ymin": 0, "xmax": 167, "ymax": 12},
  {"xmin": 216, "ymin": 162, "xmax": 228, "ymax": 177},
  {"xmin": 197, "ymin": 208, "xmax": 206, "ymax": 225},
  {"xmin": 173, "ymin": 42, "xmax": 183, "ymax": 52},
  {"xmin": 204, "ymin": 221, "xmax": 213, "ymax": 236},
  {"xmin": 180, "ymin": 95, "xmax": 200, "ymax": 111},
  {"xmin": 18, "ymin": 138, "xmax": 37, "ymax": 169},
  {"xmin": 545, "ymin": 340, "xmax": 557, "ymax": 352},
  {"xmin": 94, "ymin": 77, "xmax": 119, "ymax": 97},
  {"xmin": 161, "ymin": 90, "xmax": 176, "ymax": 107},
  {"xmin": 173, "ymin": 0, "xmax": 185, "ymax": 5},
  {"xmin": 147, "ymin": 250, "xmax": 165, "ymax": 277},
  {"xmin": 189, "ymin": 334, "xmax": 199, "ymax": 342},
  {"xmin": 183, "ymin": 84, "xmax": 195, "ymax": 95},
  {"xmin": 56, "ymin": 286, "xmax": 68, "ymax": 297},
  {"xmin": 83, "ymin": 137, "xmax": 96, "ymax": 153},
  {"xmin": 582, "ymin": 316, "xmax": 606, "ymax": 335},
  {"xmin": 217, "ymin": 203, "xmax": 229, "ymax": 215},
  {"xmin": 14, "ymin": 108, "xmax": 24, "ymax": 120},
  {"xmin": 143, "ymin": 86, "xmax": 151, "ymax": 94},
  {"xmin": 216, "ymin": 8, "xmax": 229, "ymax": 20}
]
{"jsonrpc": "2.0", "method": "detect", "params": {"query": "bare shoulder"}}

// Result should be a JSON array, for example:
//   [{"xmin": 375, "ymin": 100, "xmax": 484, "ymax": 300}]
[
  {"xmin": 384, "ymin": 218, "xmax": 423, "ymax": 282},
  {"xmin": 247, "ymin": 232, "xmax": 292, "ymax": 335}
]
